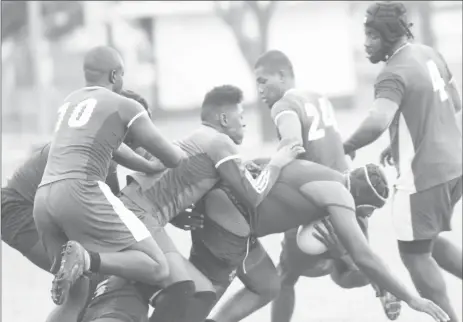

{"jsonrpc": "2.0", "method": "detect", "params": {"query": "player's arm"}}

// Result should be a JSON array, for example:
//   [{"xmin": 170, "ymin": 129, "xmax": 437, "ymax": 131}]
[
  {"xmin": 113, "ymin": 143, "xmax": 164, "ymax": 174},
  {"xmin": 310, "ymin": 182, "xmax": 415, "ymax": 303},
  {"xmin": 211, "ymin": 135, "xmax": 295, "ymax": 209},
  {"xmin": 343, "ymin": 74, "xmax": 402, "ymax": 155},
  {"xmin": 273, "ymin": 108, "xmax": 303, "ymax": 149},
  {"xmin": 119, "ymin": 100, "xmax": 186, "ymax": 168},
  {"xmin": 330, "ymin": 219, "xmax": 370, "ymax": 288}
]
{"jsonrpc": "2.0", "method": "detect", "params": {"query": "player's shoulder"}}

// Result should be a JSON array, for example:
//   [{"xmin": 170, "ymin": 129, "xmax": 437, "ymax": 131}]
[{"xmin": 271, "ymin": 88, "xmax": 307, "ymax": 118}]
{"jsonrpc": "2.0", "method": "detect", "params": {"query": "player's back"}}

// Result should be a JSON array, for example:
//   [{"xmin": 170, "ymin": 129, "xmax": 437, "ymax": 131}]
[
  {"xmin": 41, "ymin": 87, "xmax": 129, "ymax": 186},
  {"xmin": 255, "ymin": 160, "xmax": 345, "ymax": 236},
  {"xmin": 383, "ymin": 43, "xmax": 462, "ymax": 191},
  {"xmin": 4, "ymin": 143, "xmax": 50, "ymax": 204},
  {"xmin": 125, "ymin": 125, "xmax": 224, "ymax": 226},
  {"xmin": 272, "ymin": 89, "xmax": 348, "ymax": 172}
]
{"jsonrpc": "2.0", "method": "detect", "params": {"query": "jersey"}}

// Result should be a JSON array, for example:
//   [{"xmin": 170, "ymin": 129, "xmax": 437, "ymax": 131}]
[
  {"xmin": 41, "ymin": 86, "xmax": 146, "ymax": 186},
  {"xmin": 122, "ymin": 125, "xmax": 281, "ymax": 227},
  {"xmin": 271, "ymin": 89, "xmax": 348, "ymax": 172},
  {"xmin": 375, "ymin": 43, "xmax": 462, "ymax": 192},
  {"xmin": 5, "ymin": 144, "xmax": 50, "ymax": 204},
  {"xmin": 255, "ymin": 160, "xmax": 349, "ymax": 237}
]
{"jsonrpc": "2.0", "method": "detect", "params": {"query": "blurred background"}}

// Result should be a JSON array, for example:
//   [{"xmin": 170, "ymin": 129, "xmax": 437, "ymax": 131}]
[{"xmin": 2, "ymin": 2, "xmax": 462, "ymax": 322}]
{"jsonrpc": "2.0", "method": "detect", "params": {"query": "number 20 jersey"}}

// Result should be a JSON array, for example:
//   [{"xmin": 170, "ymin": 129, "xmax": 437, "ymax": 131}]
[
  {"xmin": 375, "ymin": 44, "xmax": 462, "ymax": 192},
  {"xmin": 41, "ymin": 87, "xmax": 139, "ymax": 186},
  {"xmin": 270, "ymin": 89, "xmax": 348, "ymax": 172}
]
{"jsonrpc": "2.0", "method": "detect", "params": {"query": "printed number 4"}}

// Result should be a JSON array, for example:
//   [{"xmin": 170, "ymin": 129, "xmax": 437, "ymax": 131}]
[
  {"xmin": 55, "ymin": 98, "xmax": 97, "ymax": 132},
  {"xmin": 304, "ymin": 98, "xmax": 337, "ymax": 141},
  {"xmin": 426, "ymin": 60, "xmax": 448, "ymax": 102}
]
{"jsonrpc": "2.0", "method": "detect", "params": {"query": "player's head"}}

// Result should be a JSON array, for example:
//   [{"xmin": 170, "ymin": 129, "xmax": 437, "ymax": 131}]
[
  {"xmin": 201, "ymin": 85, "xmax": 246, "ymax": 145},
  {"xmin": 254, "ymin": 50, "xmax": 295, "ymax": 108},
  {"xmin": 83, "ymin": 46, "xmax": 125, "ymax": 93},
  {"xmin": 347, "ymin": 163, "xmax": 389, "ymax": 217},
  {"xmin": 364, "ymin": 1, "xmax": 414, "ymax": 64},
  {"xmin": 120, "ymin": 89, "xmax": 151, "ymax": 149}
]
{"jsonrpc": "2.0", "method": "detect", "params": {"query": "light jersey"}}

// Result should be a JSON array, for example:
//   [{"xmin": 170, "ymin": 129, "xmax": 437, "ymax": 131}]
[
  {"xmin": 271, "ymin": 89, "xmax": 348, "ymax": 172},
  {"xmin": 376, "ymin": 43, "xmax": 462, "ymax": 192},
  {"xmin": 125, "ymin": 126, "xmax": 241, "ymax": 226},
  {"xmin": 40, "ymin": 87, "xmax": 146, "ymax": 186},
  {"xmin": 3, "ymin": 142, "xmax": 120, "ymax": 204}
]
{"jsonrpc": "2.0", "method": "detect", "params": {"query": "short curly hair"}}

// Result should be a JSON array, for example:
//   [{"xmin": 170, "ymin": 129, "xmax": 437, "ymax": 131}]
[
  {"xmin": 201, "ymin": 85, "xmax": 243, "ymax": 122},
  {"xmin": 349, "ymin": 163, "xmax": 389, "ymax": 208}
]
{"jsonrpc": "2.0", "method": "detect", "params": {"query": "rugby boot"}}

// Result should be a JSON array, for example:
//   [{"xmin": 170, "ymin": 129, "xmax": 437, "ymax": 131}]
[{"xmin": 51, "ymin": 240, "xmax": 87, "ymax": 305}]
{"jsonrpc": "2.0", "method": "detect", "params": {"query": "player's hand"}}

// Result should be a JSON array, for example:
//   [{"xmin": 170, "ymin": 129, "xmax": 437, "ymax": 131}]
[
  {"xmin": 313, "ymin": 218, "xmax": 347, "ymax": 259},
  {"xmin": 269, "ymin": 142, "xmax": 305, "ymax": 168},
  {"xmin": 379, "ymin": 145, "xmax": 394, "ymax": 167},
  {"xmin": 244, "ymin": 160, "xmax": 264, "ymax": 179},
  {"xmin": 170, "ymin": 206, "xmax": 204, "ymax": 231},
  {"xmin": 407, "ymin": 296, "xmax": 449, "ymax": 322}
]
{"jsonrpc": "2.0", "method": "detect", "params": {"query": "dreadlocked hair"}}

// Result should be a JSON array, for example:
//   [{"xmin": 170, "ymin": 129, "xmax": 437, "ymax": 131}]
[
  {"xmin": 365, "ymin": 1, "xmax": 414, "ymax": 43},
  {"xmin": 349, "ymin": 163, "xmax": 389, "ymax": 208}
]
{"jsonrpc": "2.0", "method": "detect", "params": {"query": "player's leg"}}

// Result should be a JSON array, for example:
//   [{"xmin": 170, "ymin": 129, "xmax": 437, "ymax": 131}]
[
  {"xmin": 210, "ymin": 240, "xmax": 281, "ymax": 322},
  {"xmin": 48, "ymin": 180, "xmax": 169, "ymax": 305},
  {"xmin": 1, "ymin": 188, "xmax": 51, "ymax": 272},
  {"xmin": 146, "ymin": 229, "xmax": 200, "ymax": 322},
  {"xmin": 271, "ymin": 229, "xmax": 306, "ymax": 322},
  {"xmin": 433, "ymin": 234, "xmax": 462, "ymax": 279},
  {"xmin": 432, "ymin": 177, "xmax": 463, "ymax": 279},
  {"xmin": 392, "ymin": 181, "xmax": 460, "ymax": 322}
]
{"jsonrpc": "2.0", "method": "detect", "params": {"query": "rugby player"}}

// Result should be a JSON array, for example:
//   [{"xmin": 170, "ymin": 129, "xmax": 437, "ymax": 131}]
[
  {"xmin": 219, "ymin": 49, "xmax": 399, "ymax": 321},
  {"xmin": 343, "ymin": 3, "xmax": 462, "ymax": 321},
  {"xmin": 57, "ymin": 84, "xmax": 301, "ymax": 322},
  {"xmin": 33, "ymin": 45, "xmax": 188, "ymax": 306},
  {"xmin": 77, "ymin": 162, "xmax": 448, "ymax": 322},
  {"xmin": 2, "ymin": 89, "xmax": 153, "ymax": 273}
]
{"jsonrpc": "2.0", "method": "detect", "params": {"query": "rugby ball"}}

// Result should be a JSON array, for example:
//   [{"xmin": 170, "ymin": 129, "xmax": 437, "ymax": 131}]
[{"xmin": 296, "ymin": 220, "xmax": 328, "ymax": 255}]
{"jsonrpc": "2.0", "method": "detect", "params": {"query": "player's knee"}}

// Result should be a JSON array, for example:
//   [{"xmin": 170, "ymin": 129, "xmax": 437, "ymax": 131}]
[
  {"xmin": 153, "ymin": 258, "xmax": 170, "ymax": 282},
  {"xmin": 251, "ymin": 275, "xmax": 281, "ymax": 301},
  {"xmin": 278, "ymin": 265, "xmax": 299, "ymax": 288}
]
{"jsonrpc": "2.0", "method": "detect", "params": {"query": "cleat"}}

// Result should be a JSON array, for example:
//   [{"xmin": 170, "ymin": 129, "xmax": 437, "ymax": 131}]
[
  {"xmin": 51, "ymin": 241, "xmax": 88, "ymax": 305},
  {"xmin": 379, "ymin": 291, "xmax": 402, "ymax": 320}
]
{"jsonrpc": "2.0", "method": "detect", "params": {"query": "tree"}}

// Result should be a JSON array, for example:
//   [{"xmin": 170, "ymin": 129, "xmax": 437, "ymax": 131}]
[{"xmin": 214, "ymin": 1, "xmax": 277, "ymax": 140}]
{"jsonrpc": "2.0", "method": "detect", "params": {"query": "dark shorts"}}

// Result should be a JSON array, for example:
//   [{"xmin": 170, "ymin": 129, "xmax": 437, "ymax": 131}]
[
  {"xmin": 391, "ymin": 176, "xmax": 462, "ymax": 241},
  {"xmin": 1, "ymin": 187, "xmax": 39, "ymax": 255},
  {"xmin": 33, "ymin": 179, "xmax": 152, "ymax": 262},
  {"xmin": 80, "ymin": 227, "xmax": 176, "ymax": 322}
]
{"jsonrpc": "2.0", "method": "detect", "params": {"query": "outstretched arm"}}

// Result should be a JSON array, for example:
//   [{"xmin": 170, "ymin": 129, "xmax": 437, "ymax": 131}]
[{"xmin": 304, "ymin": 181, "xmax": 415, "ymax": 303}]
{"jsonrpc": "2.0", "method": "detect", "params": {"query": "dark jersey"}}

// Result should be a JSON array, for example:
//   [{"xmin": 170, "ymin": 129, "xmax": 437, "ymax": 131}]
[
  {"xmin": 271, "ymin": 89, "xmax": 348, "ymax": 172},
  {"xmin": 5, "ymin": 144, "xmax": 50, "ymax": 204},
  {"xmin": 122, "ymin": 125, "xmax": 281, "ymax": 226},
  {"xmin": 41, "ymin": 87, "xmax": 146, "ymax": 186},
  {"xmin": 375, "ymin": 43, "xmax": 462, "ymax": 192},
  {"xmin": 3, "ymin": 142, "xmax": 120, "ymax": 205}
]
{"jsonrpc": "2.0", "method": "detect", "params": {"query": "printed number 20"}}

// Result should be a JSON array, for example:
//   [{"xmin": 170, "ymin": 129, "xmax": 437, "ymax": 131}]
[
  {"xmin": 55, "ymin": 98, "xmax": 97, "ymax": 132},
  {"xmin": 426, "ymin": 60, "xmax": 448, "ymax": 102},
  {"xmin": 304, "ymin": 98, "xmax": 337, "ymax": 141}
]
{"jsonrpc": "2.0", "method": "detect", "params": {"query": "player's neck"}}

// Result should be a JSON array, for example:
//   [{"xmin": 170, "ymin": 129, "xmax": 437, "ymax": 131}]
[
  {"xmin": 201, "ymin": 121, "xmax": 224, "ymax": 134},
  {"xmin": 386, "ymin": 40, "xmax": 410, "ymax": 62},
  {"xmin": 85, "ymin": 82, "xmax": 112, "ymax": 91}
]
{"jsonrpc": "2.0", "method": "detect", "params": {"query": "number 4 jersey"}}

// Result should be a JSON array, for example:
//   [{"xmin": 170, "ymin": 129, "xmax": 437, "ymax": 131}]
[
  {"xmin": 270, "ymin": 89, "xmax": 348, "ymax": 172},
  {"xmin": 376, "ymin": 43, "xmax": 462, "ymax": 192},
  {"xmin": 41, "ymin": 87, "xmax": 146, "ymax": 186}
]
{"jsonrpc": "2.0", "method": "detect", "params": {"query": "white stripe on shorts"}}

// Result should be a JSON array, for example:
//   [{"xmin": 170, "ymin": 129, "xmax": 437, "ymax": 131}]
[
  {"xmin": 97, "ymin": 181, "xmax": 150, "ymax": 242},
  {"xmin": 391, "ymin": 188, "xmax": 414, "ymax": 241}
]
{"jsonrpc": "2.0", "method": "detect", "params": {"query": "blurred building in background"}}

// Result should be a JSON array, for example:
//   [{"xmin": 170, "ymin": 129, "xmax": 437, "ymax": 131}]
[{"xmin": 2, "ymin": 1, "xmax": 462, "ymax": 141}]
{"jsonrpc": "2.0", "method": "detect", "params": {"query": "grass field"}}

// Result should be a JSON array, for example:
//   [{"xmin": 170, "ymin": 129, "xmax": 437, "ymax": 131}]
[{"xmin": 2, "ymin": 109, "xmax": 462, "ymax": 322}]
